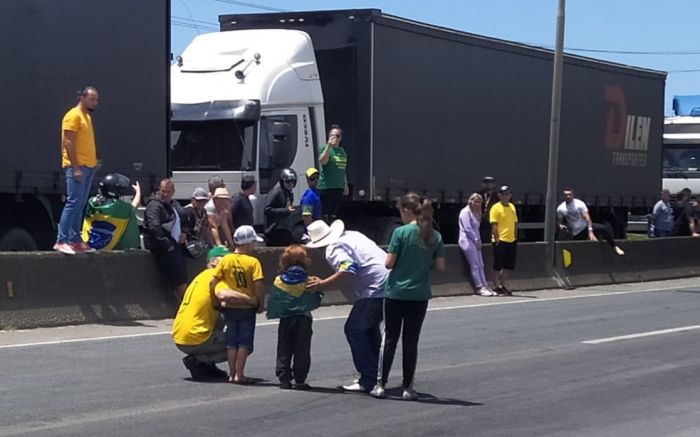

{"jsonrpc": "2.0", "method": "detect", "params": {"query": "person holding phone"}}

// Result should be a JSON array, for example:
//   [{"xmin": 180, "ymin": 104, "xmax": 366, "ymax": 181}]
[{"xmin": 318, "ymin": 124, "xmax": 349, "ymax": 221}]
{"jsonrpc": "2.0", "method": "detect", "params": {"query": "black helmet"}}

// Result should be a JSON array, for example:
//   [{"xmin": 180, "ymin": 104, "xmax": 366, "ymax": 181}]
[
  {"xmin": 279, "ymin": 168, "xmax": 298, "ymax": 185},
  {"xmin": 99, "ymin": 173, "xmax": 131, "ymax": 198}
]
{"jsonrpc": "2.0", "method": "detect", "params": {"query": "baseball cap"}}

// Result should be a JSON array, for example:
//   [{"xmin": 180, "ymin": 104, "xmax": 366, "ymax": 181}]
[
  {"xmin": 306, "ymin": 167, "xmax": 319, "ymax": 178},
  {"xmin": 482, "ymin": 176, "xmax": 495, "ymax": 183},
  {"xmin": 206, "ymin": 246, "xmax": 229, "ymax": 262},
  {"xmin": 234, "ymin": 225, "xmax": 264, "ymax": 245},
  {"xmin": 191, "ymin": 187, "xmax": 209, "ymax": 200},
  {"xmin": 499, "ymin": 185, "xmax": 511, "ymax": 193},
  {"xmin": 213, "ymin": 187, "xmax": 230, "ymax": 199}
]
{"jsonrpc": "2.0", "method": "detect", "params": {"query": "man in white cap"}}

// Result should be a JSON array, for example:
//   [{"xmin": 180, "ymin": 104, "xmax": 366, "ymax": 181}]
[{"xmin": 306, "ymin": 220, "xmax": 388, "ymax": 393}]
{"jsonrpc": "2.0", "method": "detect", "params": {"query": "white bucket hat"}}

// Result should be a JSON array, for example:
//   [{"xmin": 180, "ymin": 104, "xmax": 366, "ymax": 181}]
[{"xmin": 304, "ymin": 219, "xmax": 345, "ymax": 248}]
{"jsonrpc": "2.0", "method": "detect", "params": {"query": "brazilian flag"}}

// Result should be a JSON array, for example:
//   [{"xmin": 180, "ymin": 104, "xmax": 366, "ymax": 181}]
[{"xmin": 82, "ymin": 198, "xmax": 140, "ymax": 250}]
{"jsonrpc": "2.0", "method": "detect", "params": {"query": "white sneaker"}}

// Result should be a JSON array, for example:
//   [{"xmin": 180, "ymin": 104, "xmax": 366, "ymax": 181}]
[
  {"xmin": 370, "ymin": 383, "xmax": 386, "ymax": 398},
  {"xmin": 402, "ymin": 386, "xmax": 418, "ymax": 401},
  {"xmin": 475, "ymin": 287, "xmax": 495, "ymax": 297},
  {"xmin": 615, "ymin": 246, "xmax": 625, "ymax": 256},
  {"xmin": 53, "ymin": 243, "xmax": 76, "ymax": 255},
  {"xmin": 341, "ymin": 382, "xmax": 369, "ymax": 393}
]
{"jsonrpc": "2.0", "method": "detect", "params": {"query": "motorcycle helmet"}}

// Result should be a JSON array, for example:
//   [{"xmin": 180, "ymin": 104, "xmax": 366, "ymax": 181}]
[
  {"xmin": 279, "ymin": 168, "xmax": 298, "ymax": 187},
  {"xmin": 98, "ymin": 173, "xmax": 131, "ymax": 198}
]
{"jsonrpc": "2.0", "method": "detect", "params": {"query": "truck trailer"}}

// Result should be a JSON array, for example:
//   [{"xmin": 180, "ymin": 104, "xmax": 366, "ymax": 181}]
[
  {"xmin": 0, "ymin": 0, "xmax": 170, "ymax": 250},
  {"xmin": 171, "ymin": 9, "xmax": 665, "ymax": 243}
]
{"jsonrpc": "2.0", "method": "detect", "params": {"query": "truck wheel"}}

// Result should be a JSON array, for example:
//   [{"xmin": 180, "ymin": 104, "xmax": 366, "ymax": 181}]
[
  {"xmin": 0, "ymin": 227, "xmax": 39, "ymax": 251},
  {"xmin": 372, "ymin": 217, "xmax": 403, "ymax": 245}
]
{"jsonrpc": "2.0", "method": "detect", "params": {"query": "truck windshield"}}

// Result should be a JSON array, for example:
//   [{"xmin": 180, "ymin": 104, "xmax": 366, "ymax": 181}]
[
  {"xmin": 170, "ymin": 120, "xmax": 256, "ymax": 171},
  {"xmin": 663, "ymin": 145, "xmax": 700, "ymax": 176}
]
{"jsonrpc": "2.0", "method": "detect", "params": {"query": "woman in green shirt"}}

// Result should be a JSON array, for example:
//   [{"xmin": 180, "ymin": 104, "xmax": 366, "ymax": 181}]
[
  {"xmin": 370, "ymin": 193, "xmax": 446, "ymax": 401},
  {"xmin": 317, "ymin": 124, "xmax": 348, "ymax": 220}
]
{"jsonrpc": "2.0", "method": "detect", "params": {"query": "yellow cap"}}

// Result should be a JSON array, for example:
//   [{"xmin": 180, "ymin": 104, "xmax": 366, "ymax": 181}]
[{"xmin": 306, "ymin": 167, "xmax": 319, "ymax": 178}]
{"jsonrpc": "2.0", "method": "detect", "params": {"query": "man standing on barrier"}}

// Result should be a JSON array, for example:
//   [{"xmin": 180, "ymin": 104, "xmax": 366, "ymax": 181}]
[
  {"xmin": 556, "ymin": 187, "xmax": 625, "ymax": 256},
  {"xmin": 490, "ymin": 185, "xmax": 518, "ymax": 295}
]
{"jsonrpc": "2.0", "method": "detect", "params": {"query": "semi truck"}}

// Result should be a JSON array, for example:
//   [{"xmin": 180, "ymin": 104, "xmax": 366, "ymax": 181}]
[
  {"xmin": 662, "ymin": 95, "xmax": 700, "ymax": 195},
  {"xmin": 0, "ymin": 0, "xmax": 170, "ymax": 250},
  {"xmin": 170, "ymin": 9, "xmax": 665, "ymax": 243}
]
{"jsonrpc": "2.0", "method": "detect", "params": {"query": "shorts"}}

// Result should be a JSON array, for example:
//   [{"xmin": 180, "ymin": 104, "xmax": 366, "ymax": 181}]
[
  {"xmin": 493, "ymin": 241, "xmax": 517, "ymax": 271},
  {"xmin": 222, "ymin": 308, "xmax": 257, "ymax": 352},
  {"xmin": 153, "ymin": 245, "xmax": 188, "ymax": 287}
]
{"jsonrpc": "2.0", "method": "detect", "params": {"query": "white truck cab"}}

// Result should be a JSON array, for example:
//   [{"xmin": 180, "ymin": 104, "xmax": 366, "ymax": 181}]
[
  {"xmin": 170, "ymin": 29, "xmax": 324, "ymax": 228},
  {"xmin": 662, "ymin": 96, "xmax": 700, "ymax": 195}
]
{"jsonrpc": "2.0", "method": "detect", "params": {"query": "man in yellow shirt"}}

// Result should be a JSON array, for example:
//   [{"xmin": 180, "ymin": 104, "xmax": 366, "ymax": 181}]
[
  {"xmin": 173, "ymin": 247, "xmax": 232, "ymax": 381},
  {"xmin": 54, "ymin": 87, "xmax": 100, "ymax": 255},
  {"xmin": 489, "ymin": 185, "xmax": 518, "ymax": 295}
]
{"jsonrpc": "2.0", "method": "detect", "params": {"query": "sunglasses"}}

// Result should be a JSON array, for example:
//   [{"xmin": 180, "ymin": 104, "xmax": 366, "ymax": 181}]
[{"xmin": 309, "ymin": 176, "xmax": 319, "ymax": 181}]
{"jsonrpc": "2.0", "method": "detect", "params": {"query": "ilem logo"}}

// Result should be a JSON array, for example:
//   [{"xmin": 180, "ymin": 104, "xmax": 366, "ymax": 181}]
[{"xmin": 605, "ymin": 85, "xmax": 649, "ymax": 167}]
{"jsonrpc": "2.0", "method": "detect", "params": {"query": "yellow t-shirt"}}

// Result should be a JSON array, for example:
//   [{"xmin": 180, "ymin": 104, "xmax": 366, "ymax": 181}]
[
  {"xmin": 172, "ymin": 269, "xmax": 218, "ymax": 346},
  {"xmin": 61, "ymin": 107, "xmax": 97, "ymax": 168},
  {"xmin": 211, "ymin": 253, "xmax": 264, "ymax": 309},
  {"xmin": 489, "ymin": 202, "xmax": 518, "ymax": 243}
]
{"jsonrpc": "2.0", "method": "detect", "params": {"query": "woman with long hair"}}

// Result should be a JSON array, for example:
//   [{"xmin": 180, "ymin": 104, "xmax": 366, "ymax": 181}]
[
  {"xmin": 370, "ymin": 193, "xmax": 446, "ymax": 400},
  {"xmin": 459, "ymin": 193, "xmax": 496, "ymax": 296}
]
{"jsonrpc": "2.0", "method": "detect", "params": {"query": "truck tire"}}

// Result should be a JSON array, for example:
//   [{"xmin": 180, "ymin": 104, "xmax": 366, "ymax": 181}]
[
  {"xmin": 371, "ymin": 217, "xmax": 403, "ymax": 246},
  {"xmin": 0, "ymin": 227, "xmax": 39, "ymax": 252}
]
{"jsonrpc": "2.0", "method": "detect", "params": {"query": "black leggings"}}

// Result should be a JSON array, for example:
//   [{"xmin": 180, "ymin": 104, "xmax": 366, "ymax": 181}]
[
  {"xmin": 377, "ymin": 298, "xmax": 429, "ymax": 388},
  {"xmin": 572, "ymin": 223, "xmax": 616, "ymax": 248}
]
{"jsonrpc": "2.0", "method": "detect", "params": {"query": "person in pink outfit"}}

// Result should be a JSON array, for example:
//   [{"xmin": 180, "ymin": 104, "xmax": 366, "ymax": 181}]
[{"xmin": 458, "ymin": 193, "xmax": 496, "ymax": 296}]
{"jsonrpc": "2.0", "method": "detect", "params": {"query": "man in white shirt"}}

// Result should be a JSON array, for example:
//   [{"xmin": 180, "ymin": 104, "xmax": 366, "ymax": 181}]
[
  {"xmin": 556, "ymin": 187, "xmax": 624, "ymax": 255},
  {"xmin": 306, "ymin": 220, "xmax": 388, "ymax": 393}
]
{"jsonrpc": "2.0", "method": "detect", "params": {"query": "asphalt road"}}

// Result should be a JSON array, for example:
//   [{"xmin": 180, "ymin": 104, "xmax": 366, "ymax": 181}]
[{"xmin": 2, "ymin": 279, "xmax": 700, "ymax": 437}]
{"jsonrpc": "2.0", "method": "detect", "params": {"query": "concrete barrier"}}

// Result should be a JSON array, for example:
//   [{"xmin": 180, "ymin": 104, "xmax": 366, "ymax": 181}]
[{"xmin": 2, "ymin": 238, "xmax": 700, "ymax": 329}]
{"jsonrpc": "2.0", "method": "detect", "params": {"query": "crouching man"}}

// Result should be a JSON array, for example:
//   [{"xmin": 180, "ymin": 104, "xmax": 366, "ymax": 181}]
[{"xmin": 172, "ymin": 247, "xmax": 243, "ymax": 381}]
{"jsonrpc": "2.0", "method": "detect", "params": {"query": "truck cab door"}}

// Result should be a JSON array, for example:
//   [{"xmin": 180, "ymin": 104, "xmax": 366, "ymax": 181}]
[{"xmin": 255, "ymin": 109, "xmax": 316, "ymax": 226}]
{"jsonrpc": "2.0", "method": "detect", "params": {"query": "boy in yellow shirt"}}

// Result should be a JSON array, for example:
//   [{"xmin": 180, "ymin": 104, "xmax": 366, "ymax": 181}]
[
  {"xmin": 489, "ymin": 185, "xmax": 518, "ymax": 295},
  {"xmin": 210, "ymin": 225, "xmax": 265, "ymax": 384}
]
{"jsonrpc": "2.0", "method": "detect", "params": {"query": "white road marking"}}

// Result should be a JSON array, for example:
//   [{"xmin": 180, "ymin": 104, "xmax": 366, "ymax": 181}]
[
  {"xmin": 582, "ymin": 325, "xmax": 700, "ymax": 344},
  {"xmin": 0, "ymin": 283, "xmax": 696, "ymax": 350}
]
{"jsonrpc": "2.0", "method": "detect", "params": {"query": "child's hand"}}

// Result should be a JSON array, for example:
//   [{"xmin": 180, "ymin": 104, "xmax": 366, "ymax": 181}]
[{"xmin": 306, "ymin": 276, "xmax": 323, "ymax": 291}]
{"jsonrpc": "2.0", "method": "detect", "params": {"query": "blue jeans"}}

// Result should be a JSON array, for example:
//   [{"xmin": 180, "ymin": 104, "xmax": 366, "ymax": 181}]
[
  {"xmin": 344, "ymin": 297, "xmax": 383, "ymax": 388},
  {"xmin": 57, "ymin": 166, "xmax": 96, "ymax": 244}
]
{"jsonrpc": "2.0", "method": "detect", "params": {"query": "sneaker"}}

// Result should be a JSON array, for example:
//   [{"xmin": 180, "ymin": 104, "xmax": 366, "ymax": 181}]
[
  {"xmin": 202, "ymin": 363, "xmax": 228, "ymax": 379},
  {"xmin": 53, "ymin": 243, "xmax": 76, "ymax": 255},
  {"xmin": 279, "ymin": 381, "xmax": 293, "ymax": 390},
  {"xmin": 294, "ymin": 382, "xmax": 311, "ymax": 391},
  {"xmin": 501, "ymin": 286, "xmax": 512, "ymax": 296},
  {"xmin": 182, "ymin": 355, "xmax": 208, "ymax": 381},
  {"xmin": 72, "ymin": 242, "xmax": 96, "ymax": 253},
  {"xmin": 475, "ymin": 287, "xmax": 495, "ymax": 297},
  {"xmin": 615, "ymin": 246, "xmax": 625, "ymax": 256},
  {"xmin": 369, "ymin": 383, "xmax": 386, "ymax": 399},
  {"xmin": 402, "ymin": 386, "xmax": 418, "ymax": 401},
  {"xmin": 341, "ymin": 382, "xmax": 370, "ymax": 393}
]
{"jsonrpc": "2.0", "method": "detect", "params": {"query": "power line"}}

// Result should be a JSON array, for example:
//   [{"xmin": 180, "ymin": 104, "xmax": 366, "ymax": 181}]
[
  {"xmin": 212, "ymin": 0, "xmax": 289, "ymax": 12},
  {"xmin": 667, "ymin": 69, "xmax": 700, "ymax": 74},
  {"xmin": 172, "ymin": 15, "xmax": 219, "ymax": 26},
  {"xmin": 530, "ymin": 44, "xmax": 700, "ymax": 56}
]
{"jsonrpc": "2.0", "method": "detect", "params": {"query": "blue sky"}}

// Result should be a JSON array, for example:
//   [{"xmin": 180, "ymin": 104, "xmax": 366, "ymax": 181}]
[{"xmin": 171, "ymin": 0, "xmax": 700, "ymax": 115}]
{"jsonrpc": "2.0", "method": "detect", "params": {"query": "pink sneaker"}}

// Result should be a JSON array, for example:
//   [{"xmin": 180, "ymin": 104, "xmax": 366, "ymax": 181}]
[
  {"xmin": 72, "ymin": 242, "xmax": 96, "ymax": 253},
  {"xmin": 53, "ymin": 243, "xmax": 76, "ymax": 255}
]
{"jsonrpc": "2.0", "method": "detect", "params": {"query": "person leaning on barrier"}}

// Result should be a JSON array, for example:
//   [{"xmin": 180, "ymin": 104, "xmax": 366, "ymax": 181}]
[
  {"xmin": 181, "ymin": 187, "xmax": 214, "ymax": 257},
  {"xmin": 82, "ymin": 173, "xmax": 141, "ymax": 250},
  {"xmin": 144, "ymin": 178, "xmax": 189, "ymax": 300},
  {"xmin": 556, "ymin": 187, "xmax": 624, "ymax": 256},
  {"xmin": 230, "ymin": 175, "xmax": 257, "ymax": 228},
  {"xmin": 172, "ymin": 247, "xmax": 230, "ymax": 382},
  {"xmin": 208, "ymin": 187, "xmax": 235, "ymax": 248},
  {"xmin": 300, "ymin": 167, "xmax": 322, "ymax": 227},
  {"xmin": 672, "ymin": 192, "xmax": 700, "ymax": 237}
]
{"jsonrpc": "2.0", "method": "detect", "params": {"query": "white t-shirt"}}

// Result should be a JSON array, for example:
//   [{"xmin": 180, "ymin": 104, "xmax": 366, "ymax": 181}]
[
  {"xmin": 325, "ymin": 231, "xmax": 389, "ymax": 300},
  {"xmin": 557, "ymin": 198, "xmax": 589, "ymax": 236}
]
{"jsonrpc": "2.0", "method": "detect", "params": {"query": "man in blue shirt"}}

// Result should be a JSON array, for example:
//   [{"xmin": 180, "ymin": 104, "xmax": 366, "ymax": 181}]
[{"xmin": 300, "ymin": 167, "xmax": 322, "ymax": 226}]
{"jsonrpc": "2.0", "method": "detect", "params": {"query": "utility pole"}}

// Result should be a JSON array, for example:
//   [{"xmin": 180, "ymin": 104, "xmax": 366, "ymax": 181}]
[{"xmin": 544, "ymin": 0, "xmax": 566, "ymax": 268}]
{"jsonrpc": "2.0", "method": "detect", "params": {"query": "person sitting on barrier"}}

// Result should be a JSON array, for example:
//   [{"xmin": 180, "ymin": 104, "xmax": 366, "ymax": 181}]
[
  {"xmin": 82, "ymin": 173, "xmax": 141, "ymax": 250},
  {"xmin": 649, "ymin": 189, "xmax": 674, "ymax": 238},
  {"xmin": 181, "ymin": 187, "xmax": 214, "ymax": 258},
  {"xmin": 264, "ymin": 168, "xmax": 299, "ymax": 246},
  {"xmin": 208, "ymin": 187, "xmax": 235, "ymax": 248},
  {"xmin": 490, "ymin": 185, "xmax": 518, "ymax": 295},
  {"xmin": 266, "ymin": 245, "xmax": 323, "ymax": 390},
  {"xmin": 210, "ymin": 225, "xmax": 265, "ymax": 385},
  {"xmin": 172, "ymin": 247, "xmax": 231, "ymax": 381},
  {"xmin": 458, "ymin": 193, "xmax": 496, "ymax": 296},
  {"xmin": 144, "ymin": 178, "xmax": 189, "ymax": 300},
  {"xmin": 556, "ymin": 187, "xmax": 625, "ymax": 256},
  {"xmin": 305, "ymin": 219, "xmax": 388, "ymax": 394}
]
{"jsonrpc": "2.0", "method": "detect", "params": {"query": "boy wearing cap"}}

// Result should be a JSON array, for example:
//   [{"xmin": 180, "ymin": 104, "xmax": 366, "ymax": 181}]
[
  {"xmin": 489, "ymin": 186, "xmax": 518, "ymax": 295},
  {"xmin": 208, "ymin": 187, "xmax": 235, "ymax": 248},
  {"xmin": 173, "ymin": 246, "xmax": 231, "ymax": 381},
  {"xmin": 210, "ymin": 225, "xmax": 265, "ymax": 384},
  {"xmin": 300, "ymin": 168, "xmax": 322, "ymax": 226}
]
